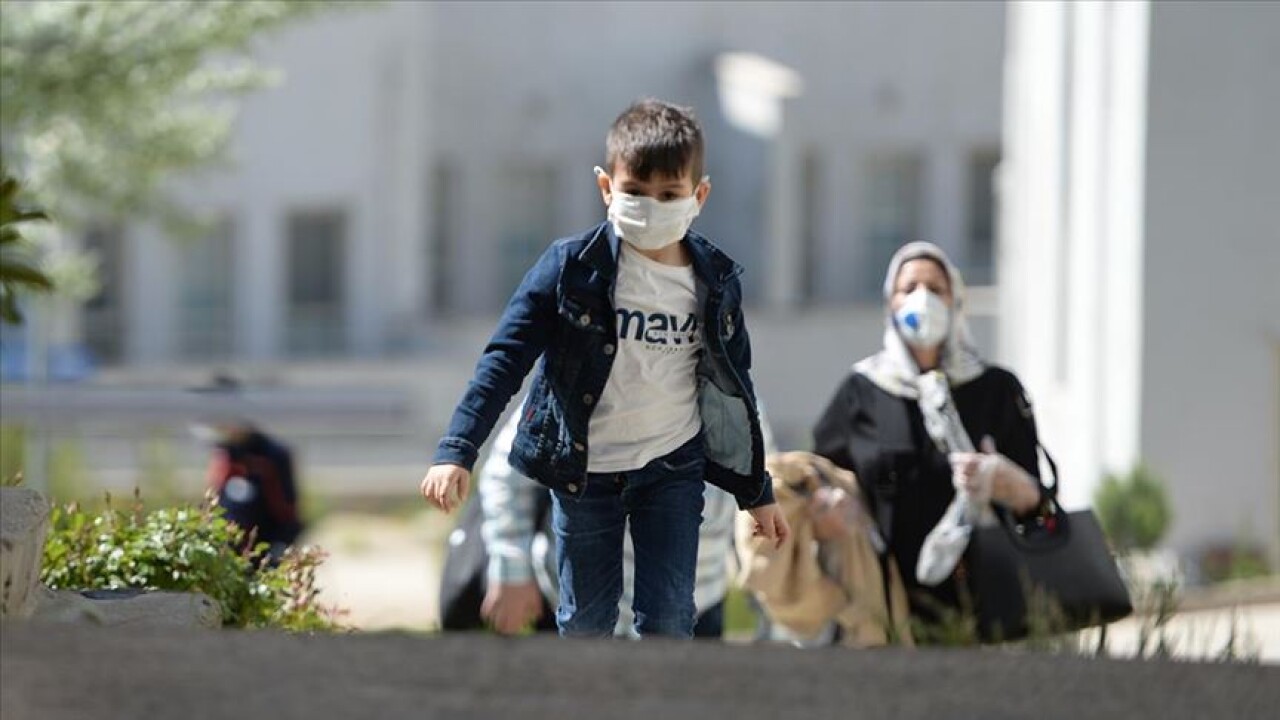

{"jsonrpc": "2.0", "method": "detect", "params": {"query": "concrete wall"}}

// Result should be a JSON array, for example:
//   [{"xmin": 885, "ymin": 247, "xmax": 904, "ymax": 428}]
[{"xmin": 1140, "ymin": 1, "xmax": 1280, "ymax": 563}]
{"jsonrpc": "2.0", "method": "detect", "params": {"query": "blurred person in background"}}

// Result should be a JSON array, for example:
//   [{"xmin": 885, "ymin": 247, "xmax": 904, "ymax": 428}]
[
  {"xmin": 193, "ymin": 375, "xmax": 303, "ymax": 565},
  {"xmin": 810, "ymin": 242, "xmax": 1046, "ymax": 639}
]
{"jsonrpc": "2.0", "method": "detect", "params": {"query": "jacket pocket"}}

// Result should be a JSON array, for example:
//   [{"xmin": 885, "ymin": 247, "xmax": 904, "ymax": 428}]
[
  {"xmin": 557, "ymin": 294, "xmax": 609, "ymax": 334},
  {"xmin": 698, "ymin": 378, "xmax": 752, "ymax": 476}
]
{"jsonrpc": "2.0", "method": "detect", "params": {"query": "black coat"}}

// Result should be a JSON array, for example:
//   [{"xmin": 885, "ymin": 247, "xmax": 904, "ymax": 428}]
[{"xmin": 812, "ymin": 366, "xmax": 1046, "ymax": 623}]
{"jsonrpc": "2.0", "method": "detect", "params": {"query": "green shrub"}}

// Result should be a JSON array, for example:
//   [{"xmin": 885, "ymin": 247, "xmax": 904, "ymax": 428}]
[
  {"xmin": 41, "ymin": 490, "xmax": 343, "ymax": 631},
  {"xmin": 1094, "ymin": 464, "xmax": 1172, "ymax": 552}
]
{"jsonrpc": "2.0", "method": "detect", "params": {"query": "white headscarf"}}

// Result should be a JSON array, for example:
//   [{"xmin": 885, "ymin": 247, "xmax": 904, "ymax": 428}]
[{"xmin": 853, "ymin": 242, "xmax": 985, "ymax": 399}]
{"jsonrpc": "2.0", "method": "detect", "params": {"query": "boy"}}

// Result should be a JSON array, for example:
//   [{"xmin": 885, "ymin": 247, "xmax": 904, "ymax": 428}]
[{"xmin": 421, "ymin": 99, "xmax": 788, "ymax": 639}]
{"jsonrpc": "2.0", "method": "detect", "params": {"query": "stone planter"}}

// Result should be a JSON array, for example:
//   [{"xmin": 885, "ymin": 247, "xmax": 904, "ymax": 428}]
[
  {"xmin": 31, "ymin": 587, "xmax": 222, "ymax": 628},
  {"xmin": 0, "ymin": 487, "xmax": 51, "ymax": 619}
]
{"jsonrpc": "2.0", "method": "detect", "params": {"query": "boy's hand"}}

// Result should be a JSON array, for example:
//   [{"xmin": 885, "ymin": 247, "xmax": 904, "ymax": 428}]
[
  {"xmin": 481, "ymin": 580, "xmax": 544, "ymax": 635},
  {"xmin": 420, "ymin": 463, "xmax": 471, "ymax": 513},
  {"xmin": 747, "ymin": 503, "xmax": 790, "ymax": 549}
]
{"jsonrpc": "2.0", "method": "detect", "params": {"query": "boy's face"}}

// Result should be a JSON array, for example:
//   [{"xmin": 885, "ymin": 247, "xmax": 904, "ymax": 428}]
[{"xmin": 597, "ymin": 163, "xmax": 711, "ymax": 209}]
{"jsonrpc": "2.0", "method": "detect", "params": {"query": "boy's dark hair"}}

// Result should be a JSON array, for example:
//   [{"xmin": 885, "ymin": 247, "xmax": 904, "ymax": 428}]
[{"xmin": 606, "ymin": 99, "xmax": 704, "ymax": 183}]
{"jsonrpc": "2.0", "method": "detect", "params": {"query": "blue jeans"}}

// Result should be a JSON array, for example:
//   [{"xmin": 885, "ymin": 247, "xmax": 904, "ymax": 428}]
[{"xmin": 551, "ymin": 433, "xmax": 706, "ymax": 639}]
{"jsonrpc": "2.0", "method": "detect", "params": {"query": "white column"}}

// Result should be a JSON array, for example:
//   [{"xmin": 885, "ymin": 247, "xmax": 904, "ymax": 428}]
[
  {"xmin": 765, "ymin": 118, "xmax": 803, "ymax": 310},
  {"xmin": 386, "ymin": 2, "xmax": 431, "ymax": 346},
  {"xmin": 125, "ymin": 224, "xmax": 177, "ymax": 365},
  {"xmin": 998, "ymin": 0, "xmax": 1068, "ymax": 388},
  {"xmin": 1098, "ymin": 0, "xmax": 1149, "ymax": 475},
  {"xmin": 348, "ymin": 201, "xmax": 379, "ymax": 356},
  {"xmin": 240, "ymin": 200, "xmax": 280, "ymax": 361},
  {"xmin": 460, "ymin": 161, "xmax": 500, "ymax": 312},
  {"xmin": 823, "ymin": 149, "xmax": 859, "ymax": 303},
  {"xmin": 924, "ymin": 145, "xmax": 965, "ymax": 263},
  {"xmin": 1063, "ymin": 0, "xmax": 1108, "ymax": 507},
  {"xmin": 998, "ymin": 0, "xmax": 1073, "ymax": 498}
]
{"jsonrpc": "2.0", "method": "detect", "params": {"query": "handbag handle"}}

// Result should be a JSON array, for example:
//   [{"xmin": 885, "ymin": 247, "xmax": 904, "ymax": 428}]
[
  {"xmin": 991, "ymin": 442, "xmax": 1069, "ymax": 553},
  {"xmin": 1037, "ymin": 442, "xmax": 1060, "ymax": 502}
]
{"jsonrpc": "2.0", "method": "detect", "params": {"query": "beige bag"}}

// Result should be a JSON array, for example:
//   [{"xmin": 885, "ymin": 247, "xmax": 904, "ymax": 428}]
[{"xmin": 736, "ymin": 451, "xmax": 913, "ymax": 647}]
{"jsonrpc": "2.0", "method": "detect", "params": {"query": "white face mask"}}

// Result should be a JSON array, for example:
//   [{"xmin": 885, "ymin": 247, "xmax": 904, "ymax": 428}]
[
  {"xmin": 894, "ymin": 287, "xmax": 951, "ymax": 350},
  {"xmin": 596, "ymin": 166, "xmax": 702, "ymax": 251}
]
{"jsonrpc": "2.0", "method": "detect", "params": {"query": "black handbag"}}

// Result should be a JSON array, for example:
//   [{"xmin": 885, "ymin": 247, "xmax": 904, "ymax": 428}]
[{"xmin": 963, "ymin": 447, "xmax": 1133, "ymax": 643}]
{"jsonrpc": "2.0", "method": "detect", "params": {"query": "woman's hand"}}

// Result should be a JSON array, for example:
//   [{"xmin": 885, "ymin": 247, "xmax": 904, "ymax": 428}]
[{"xmin": 949, "ymin": 437, "xmax": 1041, "ymax": 514}]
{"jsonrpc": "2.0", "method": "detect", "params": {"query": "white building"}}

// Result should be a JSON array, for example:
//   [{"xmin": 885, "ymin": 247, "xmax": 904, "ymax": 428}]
[{"xmin": 1000, "ymin": 0, "xmax": 1280, "ymax": 570}]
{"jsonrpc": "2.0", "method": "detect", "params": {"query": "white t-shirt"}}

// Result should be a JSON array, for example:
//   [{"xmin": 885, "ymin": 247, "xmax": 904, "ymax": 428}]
[{"xmin": 587, "ymin": 242, "xmax": 703, "ymax": 473}]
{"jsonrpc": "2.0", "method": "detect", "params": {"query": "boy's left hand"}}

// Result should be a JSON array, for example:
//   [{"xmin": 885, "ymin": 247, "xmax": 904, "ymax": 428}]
[{"xmin": 747, "ymin": 503, "xmax": 790, "ymax": 549}]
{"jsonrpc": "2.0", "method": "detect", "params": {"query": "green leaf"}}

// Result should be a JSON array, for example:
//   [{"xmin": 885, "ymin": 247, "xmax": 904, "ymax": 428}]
[
  {"xmin": 0, "ymin": 289, "xmax": 22, "ymax": 324},
  {"xmin": 0, "ymin": 261, "xmax": 54, "ymax": 289}
]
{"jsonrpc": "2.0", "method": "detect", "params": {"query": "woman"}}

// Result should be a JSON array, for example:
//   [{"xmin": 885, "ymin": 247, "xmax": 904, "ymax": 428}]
[{"xmin": 812, "ymin": 242, "xmax": 1045, "ymax": 636}]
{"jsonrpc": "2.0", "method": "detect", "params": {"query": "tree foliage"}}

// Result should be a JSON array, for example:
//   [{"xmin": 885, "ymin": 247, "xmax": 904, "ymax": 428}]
[
  {"xmin": 0, "ymin": 167, "xmax": 53, "ymax": 323},
  {"xmin": 1, "ymin": 0, "xmax": 330, "ymax": 233}
]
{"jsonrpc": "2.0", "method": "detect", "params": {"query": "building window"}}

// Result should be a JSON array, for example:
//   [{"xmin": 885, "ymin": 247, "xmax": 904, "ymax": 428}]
[
  {"xmin": 862, "ymin": 153, "xmax": 923, "ymax": 298},
  {"xmin": 967, "ymin": 149, "xmax": 1000, "ymax": 286},
  {"xmin": 82, "ymin": 225, "xmax": 126, "ymax": 365},
  {"xmin": 429, "ymin": 162, "xmax": 457, "ymax": 316},
  {"xmin": 178, "ymin": 216, "xmax": 235, "ymax": 359},
  {"xmin": 286, "ymin": 209, "xmax": 346, "ymax": 356},
  {"xmin": 499, "ymin": 163, "xmax": 559, "ymax": 304}
]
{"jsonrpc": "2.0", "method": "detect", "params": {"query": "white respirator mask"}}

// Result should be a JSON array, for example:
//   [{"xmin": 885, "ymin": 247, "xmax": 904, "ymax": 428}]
[{"xmin": 894, "ymin": 287, "xmax": 952, "ymax": 349}]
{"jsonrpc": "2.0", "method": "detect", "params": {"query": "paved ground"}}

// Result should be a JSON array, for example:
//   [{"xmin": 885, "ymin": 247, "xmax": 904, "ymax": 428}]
[
  {"xmin": 1100, "ymin": 600, "xmax": 1280, "ymax": 662},
  {"xmin": 308, "ymin": 511, "xmax": 445, "ymax": 631},
  {"xmin": 2, "ymin": 621, "xmax": 1277, "ymax": 720}
]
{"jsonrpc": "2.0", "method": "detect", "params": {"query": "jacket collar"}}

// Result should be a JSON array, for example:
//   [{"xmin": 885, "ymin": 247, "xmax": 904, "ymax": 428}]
[{"xmin": 578, "ymin": 221, "xmax": 741, "ymax": 288}]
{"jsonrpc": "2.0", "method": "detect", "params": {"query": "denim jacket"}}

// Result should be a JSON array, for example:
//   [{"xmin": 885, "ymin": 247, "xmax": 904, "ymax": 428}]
[{"xmin": 433, "ymin": 221, "xmax": 775, "ymax": 510}]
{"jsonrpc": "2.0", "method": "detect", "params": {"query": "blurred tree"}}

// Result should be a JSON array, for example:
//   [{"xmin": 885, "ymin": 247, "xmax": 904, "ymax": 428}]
[
  {"xmin": 0, "ymin": 0, "xmax": 333, "ymax": 233},
  {"xmin": 0, "ymin": 0, "xmax": 347, "ymax": 310}
]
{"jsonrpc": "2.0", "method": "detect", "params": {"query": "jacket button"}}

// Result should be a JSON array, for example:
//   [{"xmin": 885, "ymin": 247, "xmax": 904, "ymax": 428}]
[
  {"xmin": 566, "ymin": 483, "xmax": 579, "ymax": 493},
  {"xmin": 578, "ymin": 314, "xmax": 591, "ymax": 326},
  {"xmin": 582, "ymin": 394, "xmax": 594, "ymax": 405},
  {"xmin": 573, "ymin": 441, "xmax": 585, "ymax": 452},
  {"xmin": 603, "ymin": 344, "xmax": 615, "ymax": 356}
]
